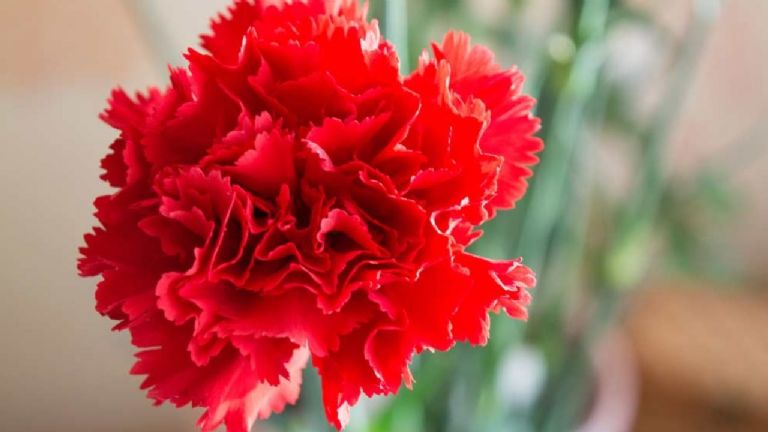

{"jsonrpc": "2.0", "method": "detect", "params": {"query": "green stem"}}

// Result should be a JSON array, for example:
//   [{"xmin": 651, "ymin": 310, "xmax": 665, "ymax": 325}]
[
  {"xmin": 384, "ymin": 0, "xmax": 409, "ymax": 74},
  {"xmin": 515, "ymin": 0, "xmax": 610, "ymax": 269},
  {"xmin": 534, "ymin": 3, "xmax": 720, "ymax": 431},
  {"xmin": 604, "ymin": 0, "xmax": 719, "ymax": 291}
]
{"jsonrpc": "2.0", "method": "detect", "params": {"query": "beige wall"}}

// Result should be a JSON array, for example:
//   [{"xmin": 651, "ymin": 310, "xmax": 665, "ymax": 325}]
[
  {"xmin": 0, "ymin": 1, "xmax": 222, "ymax": 430},
  {"xmin": 667, "ymin": 0, "xmax": 768, "ymax": 278},
  {"xmin": 0, "ymin": 1, "xmax": 765, "ymax": 431}
]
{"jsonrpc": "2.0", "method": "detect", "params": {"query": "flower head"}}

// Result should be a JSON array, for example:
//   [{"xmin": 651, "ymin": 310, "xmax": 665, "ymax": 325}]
[{"xmin": 79, "ymin": 1, "xmax": 542, "ymax": 430}]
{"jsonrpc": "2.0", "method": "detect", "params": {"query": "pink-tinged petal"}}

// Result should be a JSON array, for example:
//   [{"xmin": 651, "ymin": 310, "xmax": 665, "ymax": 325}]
[{"xmin": 432, "ymin": 31, "xmax": 500, "ymax": 78}]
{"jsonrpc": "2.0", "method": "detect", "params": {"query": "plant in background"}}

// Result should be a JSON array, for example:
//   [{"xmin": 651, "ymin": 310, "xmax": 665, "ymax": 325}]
[{"xmin": 79, "ymin": 1, "xmax": 542, "ymax": 431}]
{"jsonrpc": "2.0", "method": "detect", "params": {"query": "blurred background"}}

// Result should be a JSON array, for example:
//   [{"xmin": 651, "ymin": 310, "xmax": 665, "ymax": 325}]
[{"xmin": 0, "ymin": 0, "xmax": 766, "ymax": 431}]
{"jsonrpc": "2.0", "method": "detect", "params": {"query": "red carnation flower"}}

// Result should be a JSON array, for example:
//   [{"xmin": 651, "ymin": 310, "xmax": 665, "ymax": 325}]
[{"xmin": 78, "ymin": 1, "xmax": 543, "ymax": 430}]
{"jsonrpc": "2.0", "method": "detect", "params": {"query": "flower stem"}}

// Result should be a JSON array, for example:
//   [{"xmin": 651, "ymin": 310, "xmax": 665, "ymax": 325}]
[{"xmin": 383, "ymin": 0, "xmax": 410, "ymax": 74}]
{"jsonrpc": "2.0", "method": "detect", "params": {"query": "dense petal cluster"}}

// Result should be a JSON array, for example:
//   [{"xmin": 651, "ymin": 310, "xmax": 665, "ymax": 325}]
[{"xmin": 78, "ymin": 1, "xmax": 542, "ymax": 430}]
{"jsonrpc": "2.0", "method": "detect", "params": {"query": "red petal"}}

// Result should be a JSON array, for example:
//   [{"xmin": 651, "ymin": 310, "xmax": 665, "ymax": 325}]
[
  {"xmin": 451, "ymin": 252, "xmax": 535, "ymax": 345},
  {"xmin": 314, "ymin": 325, "xmax": 383, "ymax": 430},
  {"xmin": 225, "ymin": 129, "xmax": 296, "ymax": 197}
]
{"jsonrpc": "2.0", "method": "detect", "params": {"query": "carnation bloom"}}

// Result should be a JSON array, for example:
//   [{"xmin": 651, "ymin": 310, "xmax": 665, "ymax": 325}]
[{"xmin": 78, "ymin": 1, "xmax": 542, "ymax": 430}]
